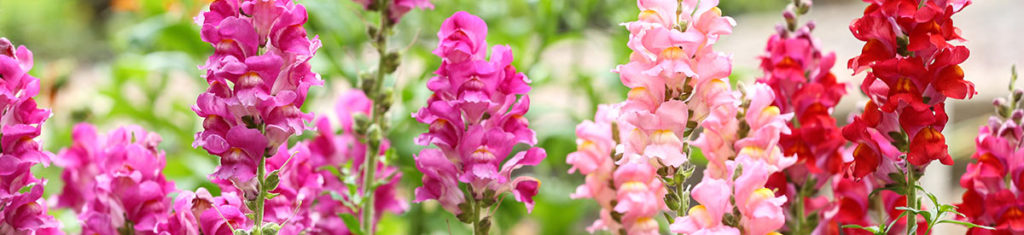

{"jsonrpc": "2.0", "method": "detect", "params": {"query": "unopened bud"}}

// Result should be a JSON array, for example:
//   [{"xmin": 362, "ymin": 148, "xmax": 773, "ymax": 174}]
[
  {"xmin": 353, "ymin": 114, "xmax": 370, "ymax": 135},
  {"xmin": 367, "ymin": 125, "xmax": 383, "ymax": 149},
  {"xmin": 797, "ymin": 1, "xmax": 811, "ymax": 15}
]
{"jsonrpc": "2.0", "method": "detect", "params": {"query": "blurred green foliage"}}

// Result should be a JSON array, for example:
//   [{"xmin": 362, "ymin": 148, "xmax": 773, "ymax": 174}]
[{"xmin": 0, "ymin": 0, "xmax": 784, "ymax": 233}]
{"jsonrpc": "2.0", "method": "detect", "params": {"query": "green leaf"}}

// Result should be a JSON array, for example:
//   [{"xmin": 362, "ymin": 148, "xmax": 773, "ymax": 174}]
[
  {"xmin": 265, "ymin": 170, "xmax": 281, "ymax": 192},
  {"xmin": 339, "ymin": 213, "xmax": 364, "ymax": 235},
  {"xmin": 937, "ymin": 220, "xmax": 995, "ymax": 230},
  {"xmin": 841, "ymin": 224, "xmax": 880, "ymax": 234}
]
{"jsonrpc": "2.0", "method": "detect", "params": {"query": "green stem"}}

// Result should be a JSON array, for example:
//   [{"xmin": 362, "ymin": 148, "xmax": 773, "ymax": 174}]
[
  {"xmin": 472, "ymin": 197, "xmax": 481, "ymax": 235},
  {"xmin": 254, "ymin": 155, "xmax": 267, "ymax": 235},
  {"xmin": 906, "ymin": 166, "xmax": 918, "ymax": 235},
  {"xmin": 361, "ymin": 0, "xmax": 391, "ymax": 233},
  {"xmin": 793, "ymin": 179, "xmax": 808, "ymax": 235}
]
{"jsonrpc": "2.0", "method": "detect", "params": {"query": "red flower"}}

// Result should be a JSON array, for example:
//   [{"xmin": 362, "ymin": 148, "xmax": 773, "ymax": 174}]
[{"xmin": 844, "ymin": 0, "xmax": 973, "ymax": 173}]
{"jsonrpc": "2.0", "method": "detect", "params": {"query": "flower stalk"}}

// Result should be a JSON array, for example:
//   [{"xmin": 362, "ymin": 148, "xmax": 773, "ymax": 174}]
[{"xmin": 361, "ymin": 0, "xmax": 393, "ymax": 233}]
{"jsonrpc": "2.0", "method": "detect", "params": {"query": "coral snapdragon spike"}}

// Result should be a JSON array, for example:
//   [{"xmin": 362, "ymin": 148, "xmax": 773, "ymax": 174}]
[
  {"xmin": 193, "ymin": 0, "xmax": 323, "ymax": 189},
  {"xmin": 350, "ymin": 0, "xmax": 433, "ymax": 24},
  {"xmin": 956, "ymin": 74, "xmax": 1024, "ymax": 234},
  {"xmin": 413, "ymin": 11, "xmax": 546, "ymax": 225},
  {"xmin": 0, "ymin": 38, "xmax": 62, "ymax": 234},
  {"xmin": 55, "ymin": 124, "xmax": 185, "ymax": 234},
  {"xmin": 843, "ymin": 0, "xmax": 974, "ymax": 174}
]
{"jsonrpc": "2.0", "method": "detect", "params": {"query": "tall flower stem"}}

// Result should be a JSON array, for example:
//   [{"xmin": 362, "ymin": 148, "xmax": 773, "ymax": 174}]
[
  {"xmin": 254, "ymin": 155, "xmax": 268, "ymax": 235},
  {"xmin": 471, "ymin": 197, "xmax": 482, "ymax": 235},
  {"xmin": 906, "ymin": 166, "xmax": 917, "ymax": 234},
  {"xmin": 362, "ymin": 0, "xmax": 392, "ymax": 233}
]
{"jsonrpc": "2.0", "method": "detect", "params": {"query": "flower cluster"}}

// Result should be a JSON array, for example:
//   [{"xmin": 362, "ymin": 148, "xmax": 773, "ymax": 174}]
[
  {"xmin": 956, "ymin": 85, "xmax": 1024, "ymax": 234},
  {"xmin": 615, "ymin": 0, "xmax": 735, "ymax": 168},
  {"xmin": 843, "ymin": 0, "xmax": 974, "ymax": 177},
  {"xmin": 171, "ymin": 188, "xmax": 252, "ymax": 235},
  {"xmin": 351, "ymin": 0, "xmax": 433, "ymax": 24},
  {"xmin": 192, "ymin": 0, "xmax": 323, "ymax": 188},
  {"xmin": 672, "ymin": 83, "xmax": 794, "ymax": 234},
  {"xmin": 568, "ymin": 0, "xmax": 737, "ymax": 233},
  {"xmin": 566, "ymin": 104, "xmax": 623, "ymax": 232},
  {"xmin": 413, "ymin": 11, "xmax": 545, "ymax": 219},
  {"xmin": 0, "ymin": 38, "xmax": 61, "ymax": 234},
  {"xmin": 756, "ymin": 1, "xmax": 852, "ymax": 232},
  {"xmin": 56, "ymin": 124, "xmax": 179, "ymax": 234}
]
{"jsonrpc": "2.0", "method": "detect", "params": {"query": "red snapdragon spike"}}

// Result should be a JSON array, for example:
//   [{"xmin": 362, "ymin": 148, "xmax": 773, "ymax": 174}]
[{"xmin": 908, "ymin": 126, "xmax": 953, "ymax": 166}]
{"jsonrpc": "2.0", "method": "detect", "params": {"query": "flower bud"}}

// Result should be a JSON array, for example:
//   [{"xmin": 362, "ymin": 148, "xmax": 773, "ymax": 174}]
[{"xmin": 367, "ymin": 125, "xmax": 383, "ymax": 150}]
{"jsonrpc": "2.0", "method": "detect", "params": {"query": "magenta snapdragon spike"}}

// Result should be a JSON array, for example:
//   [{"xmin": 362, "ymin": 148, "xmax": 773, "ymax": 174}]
[
  {"xmin": 172, "ymin": 188, "xmax": 252, "ymax": 235},
  {"xmin": 0, "ymin": 38, "xmax": 61, "ymax": 234},
  {"xmin": 956, "ymin": 70, "xmax": 1024, "ymax": 233},
  {"xmin": 55, "ymin": 124, "xmax": 183, "ymax": 234},
  {"xmin": 193, "ymin": 0, "xmax": 322, "ymax": 188},
  {"xmin": 350, "ymin": 0, "xmax": 433, "ymax": 24},
  {"xmin": 413, "ymin": 11, "xmax": 546, "ymax": 233}
]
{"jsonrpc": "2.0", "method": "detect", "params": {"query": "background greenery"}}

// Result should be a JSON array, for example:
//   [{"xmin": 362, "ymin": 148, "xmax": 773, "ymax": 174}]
[{"xmin": 1, "ymin": 0, "xmax": 806, "ymax": 234}]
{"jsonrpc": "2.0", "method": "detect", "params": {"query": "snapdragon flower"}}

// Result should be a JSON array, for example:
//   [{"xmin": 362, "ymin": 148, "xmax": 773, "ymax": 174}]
[
  {"xmin": 56, "ymin": 124, "xmax": 177, "ymax": 234},
  {"xmin": 0, "ymin": 38, "xmax": 61, "ymax": 234},
  {"xmin": 193, "ymin": 0, "xmax": 323, "ymax": 189},
  {"xmin": 413, "ymin": 12, "xmax": 546, "ymax": 232}
]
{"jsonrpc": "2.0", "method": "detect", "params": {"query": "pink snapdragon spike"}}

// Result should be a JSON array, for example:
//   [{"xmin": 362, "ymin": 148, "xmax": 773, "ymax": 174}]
[
  {"xmin": 0, "ymin": 38, "xmax": 62, "ymax": 234},
  {"xmin": 413, "ymin": 11, "xmax": 546, "ymax": 217},
  {"xmin": 956, "ymin": 85, "xmax": 1024, "ymax": 233},
  {"xmin": 569, "ymin": 0, "xmax": 738, "ymax": 233},
  {"xmin": 55, "ymin": 124, "xmax": 176, "ymax": 234},
  {"xmin": 615, "ymin": 0, "xmax": 735, "ymax": 169},
  {"xmin": 672, "ymin": 83, "xmax": 793, "ymax": 234},
  {"xmin": 350, "ymin": 0, "xmax": 433, "ymax": 24},
  {"xmin": 193, "ymin": 0, "xmax": 323, "ymax": 188},
  {"xmin": 613, "ymin": 161, "xmax": 666, "ymax": 235},
  {"xmin": 566, "ymin": 104, "xmax": 620, "ymax": 232}
]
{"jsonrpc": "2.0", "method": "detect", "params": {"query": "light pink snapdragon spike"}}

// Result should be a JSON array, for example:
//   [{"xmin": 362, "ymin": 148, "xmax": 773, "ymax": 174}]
[
  {"xmin": 413, "ymin": 11, "xmax": 546, "ymax": 216},
  {"xmin": 567, "ymin": 104, "xmax": 622, "ymax": 232},
  {"xmin": 55, "ymin": 124, "xmax": 183, "ymax": 234},
  {"xmin": 614, "ymin": 0, "xmax": 735, "ymax": 168},
  {"xmin": 192, "ymin": 0, "xmax": 323, "ymax": 190},
  {"xmin": 672, "ymin": 83, "xmax": 793, "ymax": 234},
  {"xmin": 350, "ymin": 0, "xmax": 433, "ymax": 24},
  {"xmin": 0, "ymin": 38, "xmax": 62, "ymax": 234}
]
